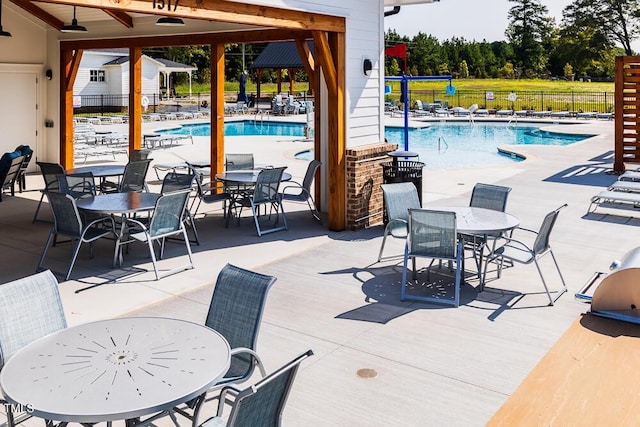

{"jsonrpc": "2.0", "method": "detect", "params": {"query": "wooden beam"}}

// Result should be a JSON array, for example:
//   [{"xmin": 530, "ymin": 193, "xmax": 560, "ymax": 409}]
[
  {"xmin": 66, "ymin": 49, "xmax": 83, "ymax": 92},
  {"xmin": 312, "ymin": 30, "xmax": 337, "ymax": 96},
  {"xmin": 103, "ymin": 10, "xmax": 134, "ymax": 28},
  {"xmin": 37, "ymin": 0, "xmax": 345, "ymax": 32},
  {"xmin": 7, "ymin": 0, "xmax": 64, "ymax": 30},
  {"xmin": 295, "ymin": 39, "xmax": 316, "ymax": 89},
  {"xmin": 327, "ymin": 31, "xmax": 345, "ymax": 231},
  {"xmin": 211, "ymin": 43, "xmax": 225, "ymax": 180},
  {"xmin": 61, "ymin": 29, "xmax": 314, "ymax": 50},
  {"xmin": 129, "ymin": 48, "xmax": 143, "ymax": 152},
  {"xmin": 60, "ymin": 49, "xmax": 74, "ymax": 168}
]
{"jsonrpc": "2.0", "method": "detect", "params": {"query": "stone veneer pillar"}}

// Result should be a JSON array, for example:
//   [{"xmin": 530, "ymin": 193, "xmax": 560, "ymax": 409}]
[{"xmin": 345, "ymin": 142, "xmax": 398, "ymax": 230}]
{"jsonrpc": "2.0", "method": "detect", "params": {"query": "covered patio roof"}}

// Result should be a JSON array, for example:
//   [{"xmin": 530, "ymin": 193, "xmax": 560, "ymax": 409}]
[{"xmin": 8, "ymin": 0, "xmax": 347, "ymax": 230}]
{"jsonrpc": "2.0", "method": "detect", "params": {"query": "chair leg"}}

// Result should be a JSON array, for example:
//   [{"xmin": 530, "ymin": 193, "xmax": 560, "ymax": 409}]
[
  {"xmin": 66, "ymin": 239, "xmax": 83, "ymax": 281},
  {"xmin": 37, "ymin": 230, "xmax": 55, "ymax": 272},
  {"xmin": 32, "ymin": 192, "xmax": 45, "ymax": 223},
  {"xmin": 401, "ymin": 249, "xmax": 410, "ymax": 301},
  {"xmin": 377, "ymin": 229, "xmax": 390, "ymax": 262},
  {"xmin": 147, "ymin": 238, "xmax": 160, "ymax": 280}
]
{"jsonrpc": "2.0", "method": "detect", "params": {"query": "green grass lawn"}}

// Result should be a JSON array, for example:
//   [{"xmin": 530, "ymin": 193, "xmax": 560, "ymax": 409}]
[{"xmin": 179, "ymin": 78, "xmax": 612, "ymax": 95}]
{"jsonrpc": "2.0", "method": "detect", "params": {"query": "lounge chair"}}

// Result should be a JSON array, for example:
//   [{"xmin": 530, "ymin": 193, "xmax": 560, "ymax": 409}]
[
  {"xmin": 550, "ymin": 111, "xmax": 570, "ymax": 118},
  {"xmin": 588, "ymin": 190, "xmax": 640, "ymax": 214},
  {"xmin": 608, "ymin": 181, "xmax": 640, "ymax": 192},
  {"xmin": 532, "ymin": 110, "xmax": 551, "ymax": 118},
  {"xmin": 514, "ymin": 110, "xmax": 528, "ymax": 117},
  {"xmin": 475, "ymin": 108, "xmax": 489, "ymax": 116},
  {"xmin": 617, "ymin": 170, "xmax": 640, "ymax": 182},
  {"xmin": 597, "ymin": 112, "xmax": 613, "ymax": 120},
  {"xmin": 496, "ymin": 109, "xmax": 513, "ymax": 116},
  {"xmin": 577, "ymin": 111, "xmax": 598, "ymax": 119},
  {"xmin": 452, "ymin": 106, "xmax": 471, "ymax": 116},
  {"xmin": 412, "ymin": 100, "xmax": 431, "ymax": 117}
]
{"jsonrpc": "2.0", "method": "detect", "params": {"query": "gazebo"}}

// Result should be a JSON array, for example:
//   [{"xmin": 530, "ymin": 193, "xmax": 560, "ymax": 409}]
[{"xmin": 250, "ymin": 40, "xmax": 314, "ymax": 102}]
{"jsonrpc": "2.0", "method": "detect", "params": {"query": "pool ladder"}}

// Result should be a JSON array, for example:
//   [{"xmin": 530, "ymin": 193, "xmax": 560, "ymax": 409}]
[
  {"xmin": 254, "ymin": 110, "xmax": 270, "ymax": 125},
  {"xmin": 438, "ymin": 136, "xmax": 449, "ymax": 152}
]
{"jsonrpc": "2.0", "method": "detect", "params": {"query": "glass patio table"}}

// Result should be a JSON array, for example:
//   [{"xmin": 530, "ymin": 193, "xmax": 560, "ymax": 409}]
[{"xmin": 0, "ymin": 317, "xmax": 230, "ymax": 426}]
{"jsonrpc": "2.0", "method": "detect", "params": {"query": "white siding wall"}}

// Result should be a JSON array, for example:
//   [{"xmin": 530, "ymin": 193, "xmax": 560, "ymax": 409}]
[{"xmin": 241, "ymin": 0, "xmax": 385, "ymax": 148}]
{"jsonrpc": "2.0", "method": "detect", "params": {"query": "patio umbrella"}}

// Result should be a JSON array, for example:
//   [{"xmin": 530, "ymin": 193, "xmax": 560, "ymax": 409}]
[{"xmin": 238, "ymin": 71, "xmax": 248, "ymax": 104}]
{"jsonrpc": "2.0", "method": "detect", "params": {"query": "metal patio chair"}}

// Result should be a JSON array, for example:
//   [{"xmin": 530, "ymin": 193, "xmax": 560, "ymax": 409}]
[
  {"xmin": 378, "ymin": 182, "xmax": 421, "ymax": 262},
  {"xmin": 0, "ymin": 154, "xmax": 24, "ymax": 202},
  {"xmin": 464, "ymin": 182, "xmax": 512, "ymax": 279},
  {"xmin": 199, "ymin": 350, "xmax": 313, "ymax": 427},
  {"xmin": 401, "ymin": 208, "xmax": 464, "ymax": 307},
  {"xmin": 37, "ymin": 191, "xmax": 116, "ymax": 281},
  {"xmin": 116, "ymin": 189, "xmax": 193, "ymax": 280},
  {"xmin": 172, "ymin": 264, "xmax": 277, "ymax": 427},
  {"xmin": 225, "ymin": 153, "xmax": 254, "ymax": 171},
  {"xmin": 101, "ymin": 159, "xmax": 151, "ymax": 193},
  {"xmin": 32, "ymin": 161, "xmax": 65, "ymax": 223},
  {"xmin": 161, "ymin": 170, "xmax": 200, "ymax": 244},
  {"xmin": 280, "ymin": 159, "xmax": 322, "ymax": 222},
  {"xmin": 483, "ymin": 204, "xmax": 568, "ymax": 305},
  {"xmin": 0, "ymin": 270, "xmax": 67, "ymax": 427},
  {"xmin": 235, "ymin": 167, "xmax": 288, "ymax": 236},
  {"xmin": 57, "ymin": 172, "xmax": 96, "ymax": 199},
  {"xmin": 188, "ymin": 163, "xmax": 231, "ymax": 226}
]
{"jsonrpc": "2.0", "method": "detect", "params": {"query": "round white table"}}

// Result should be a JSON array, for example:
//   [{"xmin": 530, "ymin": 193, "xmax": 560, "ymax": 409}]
[
  {"xmin": 430, "ymin": 206, "xmax": 519, "ymax": 235},
  {"xmin": 0, "ymin": 317, "xmax": 230, "ymax": 424}
]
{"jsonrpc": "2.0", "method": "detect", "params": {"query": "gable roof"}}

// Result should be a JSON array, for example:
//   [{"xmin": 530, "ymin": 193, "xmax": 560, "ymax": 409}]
[{"xmin": 250, "ymin": 41, "xmax": 314, "ymax": 70}]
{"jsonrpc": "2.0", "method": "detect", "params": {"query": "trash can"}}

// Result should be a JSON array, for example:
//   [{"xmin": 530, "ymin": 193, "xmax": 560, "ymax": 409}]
[{"xmin": 381, "ymin": 151, "xmax": 424, "ymax": 205}]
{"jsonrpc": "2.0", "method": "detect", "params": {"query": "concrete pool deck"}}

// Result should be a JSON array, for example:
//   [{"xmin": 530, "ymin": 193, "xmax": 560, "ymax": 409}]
[{"xmin": 1, "ymin": 116, "xmax": 635, "ymax": 425}]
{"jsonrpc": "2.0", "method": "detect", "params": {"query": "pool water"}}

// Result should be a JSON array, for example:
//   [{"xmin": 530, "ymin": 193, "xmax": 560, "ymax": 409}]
[
  {"xmin": 160, "ymin": 121, "xmax": 305, "ymax": 137},
  {"xmin": 382, "ymin": 123, "xmax": 594, "ymax": 169},
  {"xmin": 159, "ymin": 120, "xmax": 594, "ymax": 170}
]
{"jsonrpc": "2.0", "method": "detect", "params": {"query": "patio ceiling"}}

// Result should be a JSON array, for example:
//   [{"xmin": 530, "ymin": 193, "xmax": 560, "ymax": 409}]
[{"xmin": 8, "ymin": 0, "xmax": 345, "ymax": 34}]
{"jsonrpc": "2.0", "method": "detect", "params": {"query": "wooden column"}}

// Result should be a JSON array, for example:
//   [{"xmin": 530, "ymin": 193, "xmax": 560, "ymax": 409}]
[
  {"xmin": 210, "ymin": 43, "xmax": 225, "ymax": 178},
  {"xmin": 314, "ymin": 30, "xmax": 345, "ymax": 231},
  {"xmin": 60, "ymin": 48, "xmax": 82, "ymax": 168},
  {"xmin": 328, "ymin": 31, "xmax": 346, "ymax": 231},
  {"xmin": 277, "ymin": 69, "xmax": 282, "ymax": 94},
  {"xmin": 129, "ymin": 47, "xmax": 142, "ymax": 151},
  {"xmin": 288, "ymin": 68, "xmax": 295, "ymax": 94}
]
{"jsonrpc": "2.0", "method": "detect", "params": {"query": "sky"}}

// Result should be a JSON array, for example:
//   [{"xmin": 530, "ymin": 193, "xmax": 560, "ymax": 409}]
[{"xmin": 384, "ymin": 0, "xmax": 573, "ymax": 43}]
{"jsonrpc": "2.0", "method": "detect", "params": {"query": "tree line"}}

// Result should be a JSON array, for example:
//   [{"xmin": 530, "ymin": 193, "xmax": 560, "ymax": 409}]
[
  {"xmin": 146, "ymin": 0, "xmax": 639, "ymax": 86},
  {"xmin": 387, "ymin": 0, "xmax": 640, "ymax": 80}
]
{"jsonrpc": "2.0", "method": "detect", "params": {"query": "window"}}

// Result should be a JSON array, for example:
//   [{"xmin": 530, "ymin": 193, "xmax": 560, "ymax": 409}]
[{"xmin": 89, "ymin": 70, "xmax": 105, "ymax": 82}]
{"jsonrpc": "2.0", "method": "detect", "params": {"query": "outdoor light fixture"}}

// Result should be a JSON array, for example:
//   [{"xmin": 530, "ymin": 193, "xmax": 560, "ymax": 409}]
[
  {"xmin": 156, "ymin": 17, "xmax": 185, "ymax": 26},
  {"xmin": 0, "ymin": 0, "xmax": 12, "ymax": 37},
  {"xmin": 363, "ymin": 58, "xmax": 373, "ymax": 76},
  {"xmin": 61, "ymin": 7, "xmax": 87, "ymax": 33},
  {"xmin": 45, "ymin": 69, "xmax": 52, "ymax": 80}
]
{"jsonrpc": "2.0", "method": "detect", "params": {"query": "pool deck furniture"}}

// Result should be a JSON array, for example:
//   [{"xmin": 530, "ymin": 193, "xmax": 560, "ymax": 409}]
[
  {"xmin": 488, "ymin": 313, "xmax": 640, "ymax": 425},
  {"xmin": 430, "ymin": 206, "xmax": 519, "ymax": 288},
  {"xmin": 588, "ymin": 190, "xmax": 640, "ymax": 214},
  {"xmin": 0, "ymin": 317, "xmax": 230, "ymax": 426}
]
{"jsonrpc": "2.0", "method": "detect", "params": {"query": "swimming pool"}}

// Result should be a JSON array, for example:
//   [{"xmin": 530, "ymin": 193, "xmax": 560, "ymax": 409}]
[
  {"xmin": 159, "ymin": 120, "xmax": 594, "ymax": 170},
  {"xmin": 298, "ymin": 123, "xmax": 595, "ymax": 169},
  {"xmin": 160, "ymin": 121, "xmax": 305, "ymax": 137}
]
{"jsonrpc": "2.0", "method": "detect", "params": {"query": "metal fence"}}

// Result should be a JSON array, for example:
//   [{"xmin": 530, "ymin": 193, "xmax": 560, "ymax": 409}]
[{"xmin": 389, "ymin": 89, "xmax": 615, "ymax": 114}]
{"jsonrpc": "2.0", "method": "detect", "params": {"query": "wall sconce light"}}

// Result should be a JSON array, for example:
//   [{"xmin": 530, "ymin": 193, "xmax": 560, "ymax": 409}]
[
  {"xmin": 45, "ymin": 69, "xmax": 52, "ymax": 80},
  {"xmin": 363, "ymin": 58, "xmax": 373, "ymax": 76}
]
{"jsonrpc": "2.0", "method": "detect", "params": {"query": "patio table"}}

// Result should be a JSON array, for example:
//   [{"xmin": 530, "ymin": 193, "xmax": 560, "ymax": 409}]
[
  {"xmin": 0, "ymin": 317, "xmax": 230, "ymax": 425},
  {"xmin": 76, "ymin": 192, "xmax": 161, "ymax": 266},
  {"xmin": 429, "ymin": 206, "xmax": 519, "ymax": 287}
]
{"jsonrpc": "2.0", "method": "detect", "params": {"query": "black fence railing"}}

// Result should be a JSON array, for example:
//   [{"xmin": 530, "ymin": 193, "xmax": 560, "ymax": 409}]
[{"xmin": 387, "ymin": 89, "xmax": 615, "ymax": 114}]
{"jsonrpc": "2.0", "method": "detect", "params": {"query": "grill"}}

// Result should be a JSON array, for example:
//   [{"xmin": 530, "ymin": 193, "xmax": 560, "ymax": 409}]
[{"xmin": 576, "ymin": 246, "xmax": 640, "ymax": 324}]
